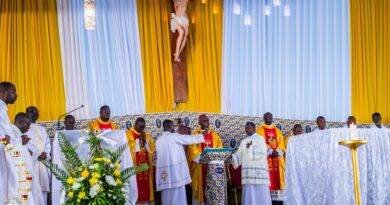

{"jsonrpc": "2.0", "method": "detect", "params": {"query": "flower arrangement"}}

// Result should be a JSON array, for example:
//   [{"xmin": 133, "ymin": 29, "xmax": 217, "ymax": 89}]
[{"xmin": 42, "ymin": 130, "xmax": 148, "ymax": 205}]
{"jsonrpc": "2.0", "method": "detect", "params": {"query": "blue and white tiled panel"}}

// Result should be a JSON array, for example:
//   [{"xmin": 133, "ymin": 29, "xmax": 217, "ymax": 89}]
[{"xmin": 39, "ymin": 112, "xmax": 377, "ymax": 149}]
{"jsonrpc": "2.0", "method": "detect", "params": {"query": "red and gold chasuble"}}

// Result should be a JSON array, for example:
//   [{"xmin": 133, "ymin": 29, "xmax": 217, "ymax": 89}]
[
  {"xmin": 263, "ymin": 126, "xmax": 281, "ymax": 190},
  {"xmin": 97, "ymin": 121, "xmax": 113, "ymax": 130},
  {"xmin": 132, "ymin": 131, "xmax": 151, "ymax": 202}
]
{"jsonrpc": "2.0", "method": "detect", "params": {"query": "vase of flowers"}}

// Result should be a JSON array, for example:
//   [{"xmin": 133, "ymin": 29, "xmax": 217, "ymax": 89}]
[{"xmin": 42, "ymin": 130, "xmax": 148, "ymax": 205}]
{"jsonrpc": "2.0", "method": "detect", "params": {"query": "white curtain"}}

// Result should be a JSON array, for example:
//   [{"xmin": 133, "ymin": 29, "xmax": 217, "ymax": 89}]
[
  {"xmin": 57, "ymin": 0, "xmax": 145, "ymax": 119},
  {"xmin": 221, "ymin": 0, "xmax": 351, "ymax": 121}
]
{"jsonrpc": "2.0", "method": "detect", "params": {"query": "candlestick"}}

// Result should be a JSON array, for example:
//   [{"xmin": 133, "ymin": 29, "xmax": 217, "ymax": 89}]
[{"xmin": 339, "ymin": 139, "xmax": 368, "ymax": 205}]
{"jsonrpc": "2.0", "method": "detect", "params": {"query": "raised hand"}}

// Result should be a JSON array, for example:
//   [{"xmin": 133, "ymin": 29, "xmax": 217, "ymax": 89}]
[{"xmin": 21, "ymin": 135, "xmax": 31, "ymax": 145}]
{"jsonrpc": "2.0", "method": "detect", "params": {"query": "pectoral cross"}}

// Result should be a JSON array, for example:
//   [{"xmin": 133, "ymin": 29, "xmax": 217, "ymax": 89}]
[{"xmin": 246, "ymin": 141, "xmax": 252, "ymax": 149}]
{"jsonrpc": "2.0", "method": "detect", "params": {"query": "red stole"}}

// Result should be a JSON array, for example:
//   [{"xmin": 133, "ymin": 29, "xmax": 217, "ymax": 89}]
[
  {"xmin": 97, "ymin": 121, "xmax": 113, "ymax": 130},
  {"xmin": 200, "ymin": 132, "xmax": 214, "ymax": 201},
  {"xmin": 133, "ymin": 131, "xmax": 151, "ymax": 202},
  {"xmin": 263, "ymin": 126, "xmax": 281, "ymax": 190}
]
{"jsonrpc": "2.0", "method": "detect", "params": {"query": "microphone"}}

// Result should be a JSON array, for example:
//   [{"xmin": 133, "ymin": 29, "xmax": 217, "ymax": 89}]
[{"xmin": 57, "ymin": 105, "xmax": 84, "ymax": 129}]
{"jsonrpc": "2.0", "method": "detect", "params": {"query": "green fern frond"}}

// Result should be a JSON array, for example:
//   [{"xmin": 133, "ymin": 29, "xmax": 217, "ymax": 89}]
[
  {"xmin": 110, "ymin": 143, "xmax": 129, "ymax": 163},
  {"xmin": 120, "ymin": 163, "xmax": 149, "ymax": 182},
  {"xmin": 41, "ymin": 160, "xmax": 69, "ymax": 186},
  {"xmin": 58, "ymin": 133, "xmax": 83, "ymax": 174}
]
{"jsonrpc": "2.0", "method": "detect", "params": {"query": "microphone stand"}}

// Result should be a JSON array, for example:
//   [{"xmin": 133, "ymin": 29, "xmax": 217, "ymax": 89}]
[{"xmin": 57, "ymin": 105, "xmax": 84, "ymax": 130}]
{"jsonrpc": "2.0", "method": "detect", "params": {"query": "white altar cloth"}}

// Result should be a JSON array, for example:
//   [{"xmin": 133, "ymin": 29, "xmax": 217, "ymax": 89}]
[{"xmin": 285, "ymin": 128, "xmax": 390, "ymax": 205}]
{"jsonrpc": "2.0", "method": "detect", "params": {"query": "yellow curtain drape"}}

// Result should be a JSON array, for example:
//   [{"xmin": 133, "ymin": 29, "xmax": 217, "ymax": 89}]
[
  {"xmin": 136, "ymin": 0, "xmax": 175, "ymax": 112},
  {"xmin": 0, "ymin": 0, "xmax": 66, "ymax": 121},
  {"xmin": 176, "ymin": 0, "xmax": 223, "ymax": 113},
  {"xmin": 351, "ymin": 0, "xmax": 390, "ymax": 123}
]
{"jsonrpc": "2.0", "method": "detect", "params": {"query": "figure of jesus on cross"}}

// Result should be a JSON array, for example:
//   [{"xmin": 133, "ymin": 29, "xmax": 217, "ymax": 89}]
[{"xmin": 171, "ymin": 0, "xmax": 189, "ymax": 62}]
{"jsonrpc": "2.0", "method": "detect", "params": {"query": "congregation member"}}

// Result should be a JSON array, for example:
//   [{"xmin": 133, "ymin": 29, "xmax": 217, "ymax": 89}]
[
  {"xmin": 26, "ymin": 106, "xmax": 51, "ymax": 204},
  {"xmin": 284, "ymin": 124, "xmax": 303, "ymax": 147},
  {"xmin": 126, "ymin": 117, "xmax": 155, "ymax": 205},
  {"xmin": 232, "ymin": 122, "xmax": 272, "ymax": 205},
  {"xmin": 64, "ymin": 115, "xmax": 76, "ymax": 130},
  {"xmin": 315, "ymin": 116, "xmax": 327, "ymax": 131},
  {"xmin": 187, "ymin": 114, "xmax": 223, "ymax": 205},
  {"xmin": 256, "ymin": 112, "xmax": 286, "ymax": 205},
  {"xmin": 371, "ymin": 112, "xmax": 387, "ymax": 129},
  {"xmin": 156, "ymin": 120, "xmax": 205, "ymax": 205},
  {"xmin": 0, "ymin": 82, "xmax": 17, "ymax": 203},
  {"xmin": 345, "ymin": 116, "xmax": 357, "ymax": 128},
  {"xmin": 9, "ymin": 113, "xmax": 44, "ymax": 204},
  {"xmin": 88, "ymin": 105, "xmax": 119, "ymax": 130}
]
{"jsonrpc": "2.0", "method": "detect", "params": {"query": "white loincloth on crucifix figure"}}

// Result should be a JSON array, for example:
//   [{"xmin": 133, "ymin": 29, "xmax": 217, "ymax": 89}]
[{"xmin": 171, "ymin": 0, "xmax": 189, "ymax": 62}]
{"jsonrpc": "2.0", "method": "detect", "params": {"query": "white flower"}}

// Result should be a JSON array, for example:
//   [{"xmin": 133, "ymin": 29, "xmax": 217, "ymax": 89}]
[
  {"xmin": 113, "ymin": 196, "xmax": 117, "ymax": 200},
  {"xmin": 109, "ymin": 163, "xmax": 114, "ymax": 168},
  {"xmin": 72, "ymin": 182, "xmax": 81, "ymax": 190},
  {"xmin": 108, "ymin": 194, "xmax": 112, "ymax": 197},
  {"xmin": 89, "ymin": 165, "xmax": 94, "ymax": 169},
  {"xmin": 89, "ymin": 184, "xmax": 100, "ymax": 198},
  {"xmin": 105, "ymin": 175, "xmax": 117, "ymax": 186},
  {"xmin": 89, "ymin": 189, "xmax": 98, "ymax": 198}
]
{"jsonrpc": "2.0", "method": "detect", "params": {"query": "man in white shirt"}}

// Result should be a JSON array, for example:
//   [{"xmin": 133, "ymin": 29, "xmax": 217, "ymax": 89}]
[
  {"xmin": 232, "ymin": 122, "xmax": 272, "ymax": 205},
  {"xmin": 370, "ymin": 113, "xmax": 387, "ymax": 129},
  {"xmin": 0, "ymin": 82, "xmax": 18, "ymax": 203},
  {"xmin": 26, "ymin": 106, "xmax": 51, "ymax": 204},
  {"xmin": 156, "ymin": 119, "xmax": 205, "ymax": 205}
]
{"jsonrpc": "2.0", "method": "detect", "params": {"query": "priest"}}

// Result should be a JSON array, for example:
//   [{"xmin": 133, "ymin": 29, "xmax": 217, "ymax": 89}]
[
  {"xmin": 26, "ymin": 106, "xmax": 51, "ymax": 204},
  {"xmin": 8, "ymin": 113, "xmax": 44, "ymax": 204},
  {"xmin": 88, "ymin": 105, "xmax": 119, "ymax": 130},
  {"xmin": 187, "ymin": 114, "xmax": 223, "ymax": 205},
  {"xmin": 0, "ymin": 82, "xmax": 17, "ymax": 203},
  {"xmin": 126, "ymin": 117, "xmax": 155, "ymax": 205},
  {"xmin": 156, "ymin": 120, "xmax": 205, "ymax": 205},
  {"xmin": 232, "ymin": 122, "xmax": 272, "ymax": 205},
  {"xmin": 256, "ymin": 112, "xmax": 286, "ymax": 205}
]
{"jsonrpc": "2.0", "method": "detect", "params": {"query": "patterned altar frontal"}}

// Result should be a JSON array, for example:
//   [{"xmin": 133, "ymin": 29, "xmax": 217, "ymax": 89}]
[
  {"xmin": 206, "ymin": 162, "xmax": 227, "ymax": 205},
  {"xmin": 39, "ymin": 112, "xmax": 378, "ymax": 149}
]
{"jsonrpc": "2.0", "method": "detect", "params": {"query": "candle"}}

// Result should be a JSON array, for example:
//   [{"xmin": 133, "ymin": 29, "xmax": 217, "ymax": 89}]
[
  {"xmin": 0, "ymin": 138, "xmax": 6, "ymax": 144},
  {"xmin": 23, "ymin": 170, "xmax": 30, "ymax": 175},
  {"xmin": 350, "ymin": 123, "xmax": 358, "ymax": 140}
]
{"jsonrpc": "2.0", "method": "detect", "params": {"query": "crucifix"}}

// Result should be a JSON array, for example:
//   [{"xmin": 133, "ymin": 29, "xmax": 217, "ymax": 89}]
[{"xmin": 171, "ymin": 0, "xmax": 189, "ymax": 104}]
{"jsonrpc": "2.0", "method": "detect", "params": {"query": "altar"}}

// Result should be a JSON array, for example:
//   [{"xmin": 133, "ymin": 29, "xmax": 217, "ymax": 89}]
[
  {"xmin": 285, "ymin": 128, "xmax": 390, "ymax": 205},
  {"xmin": 51, "ymin": 130, "xmax": 138, "ymax": 205}
]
